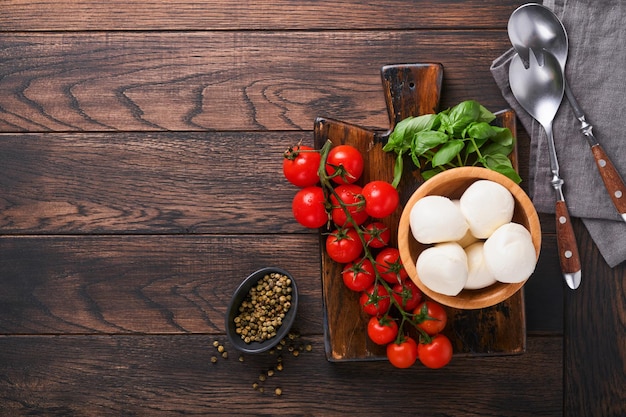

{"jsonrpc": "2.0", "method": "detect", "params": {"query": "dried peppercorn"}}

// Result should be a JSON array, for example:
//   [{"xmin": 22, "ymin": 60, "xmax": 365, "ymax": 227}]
[{"xmin": 234, "ymin": 272, "xmax": 293, "ymax": 344}]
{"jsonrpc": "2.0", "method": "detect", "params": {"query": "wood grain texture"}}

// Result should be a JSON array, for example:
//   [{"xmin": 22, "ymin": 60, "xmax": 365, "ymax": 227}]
[
  {"xmin": 0, "ymin": 235, "xmax": 322, "ymax": 335},
  {"xmin": 0, "ymin": 334, "xmax": 562, "ymax": 416},
  {"xmin": 0, "ymin": 31, "xmax": 513, "ymax": 132},
  {"xmin": 0, "ymin": 131, "xmax": 313, "ymax": 233},
  {"xmin": 0, "ymin": 0, "xmax": 623, "ymax": 414},
  {"xmin": 564, "ymin": 219, "xmax": 626, "ymax": 417},
  {"xmin": 0, "ymin": 1, "xmax": 526, "ymax": 31}
]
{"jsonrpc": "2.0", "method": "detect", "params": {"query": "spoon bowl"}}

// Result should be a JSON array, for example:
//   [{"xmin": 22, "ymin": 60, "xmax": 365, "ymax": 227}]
[
  {"xmin": 509, "ymin": 50, "xmax": 564, "ymax": 130},
  {"xmin": 508, "ymin": 3, "xmax": 568, "ymax": 69}
]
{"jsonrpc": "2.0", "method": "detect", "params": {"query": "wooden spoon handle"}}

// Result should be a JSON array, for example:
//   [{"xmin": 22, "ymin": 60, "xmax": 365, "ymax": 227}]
[
  {"xmin": 555, "ymin": 200, "xmax": 582, "ymax": 289},
  {"xmin": 590, "ymin": 144, "xmax": 626, "ymax": 220}
]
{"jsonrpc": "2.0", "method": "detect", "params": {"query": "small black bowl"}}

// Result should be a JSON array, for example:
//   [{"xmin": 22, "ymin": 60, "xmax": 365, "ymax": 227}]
[{"xmin": 225, "ymin": 267, "xmax": 299, "ymax": 354}]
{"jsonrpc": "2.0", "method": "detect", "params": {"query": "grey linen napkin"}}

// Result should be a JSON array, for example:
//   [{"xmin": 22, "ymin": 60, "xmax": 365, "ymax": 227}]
[{"xmin": 491, "ymin": 0, "xmax": 626, "ymax": 267}]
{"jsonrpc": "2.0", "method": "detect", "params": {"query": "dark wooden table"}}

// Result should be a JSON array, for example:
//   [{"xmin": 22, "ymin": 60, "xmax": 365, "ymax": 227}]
[{"xmin": 0, "ymin": 1, "xmax": 624, "ymax": 416}]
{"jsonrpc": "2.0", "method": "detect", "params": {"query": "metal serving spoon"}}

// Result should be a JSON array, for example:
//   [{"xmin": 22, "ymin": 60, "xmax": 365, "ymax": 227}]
[
  {"xmin": 509, "ymin": 49, "xmax": 582, "ymax": 289},
  {"xmin": 508, "ymin": 2, "xmax": 626, "ymax": 222}
]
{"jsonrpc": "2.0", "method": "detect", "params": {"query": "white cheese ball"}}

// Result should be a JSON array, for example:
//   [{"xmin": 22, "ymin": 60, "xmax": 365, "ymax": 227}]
[
  {"xmin": 459, "ymin": 180, "xmax": 515, "ymax": 239},
  {"xmin": 410, "ymin": 195, "xmax": 469, "ymax": 244},
  {"xmin": 452, "ymin": 200, "xmax": 479, "ymax": 248},
  {"xmin": 464, "ymin": 241, "xmax": 498, "ymax": 290},
  {"xmin": 416, "ymin": 242, "xmax": 468, "ymax": 296},
  {"xmin": 483, "ymin": 222, "xmax": 537, "ymax": 283}
]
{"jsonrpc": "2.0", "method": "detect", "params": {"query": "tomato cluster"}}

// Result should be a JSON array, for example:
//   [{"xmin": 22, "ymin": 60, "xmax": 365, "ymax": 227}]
[{"xmin": 283, "ymin": 142, "xmax": 452, "ymax": 369}]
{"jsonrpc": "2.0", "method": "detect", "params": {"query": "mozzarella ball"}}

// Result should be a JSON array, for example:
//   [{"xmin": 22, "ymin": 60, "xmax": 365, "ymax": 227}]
[
  {"xmin": 410, "ymin": 195, "xmax": 469, "ymax": 244},
  {"xmin": 416, "ymin": 242, "xmax": 468, "ymax": 296},
  {"xmin": 459, "ymin": 180, "xmax": 515, "ymax": 239},
  {"xmin": 464, "ymin": 241, "xmax": 498, "ymax": 290},
  {"xmin": 483, "ymin": 222, "xmax": 537, "ymax": 283},
  {"xmin": 452, "ymin": 199, "xmax": 479, "ymax": 248}
]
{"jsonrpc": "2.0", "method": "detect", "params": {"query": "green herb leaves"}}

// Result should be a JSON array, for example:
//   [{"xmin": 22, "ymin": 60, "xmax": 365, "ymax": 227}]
[{"xmin": 383, "ymin": 100, "xmax": 521, "ymax": 186}]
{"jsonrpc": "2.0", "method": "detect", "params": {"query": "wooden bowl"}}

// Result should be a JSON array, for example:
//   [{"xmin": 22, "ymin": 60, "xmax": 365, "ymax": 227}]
[
  {"xmin": 398, "ymin": 167, "xmax": 541, "ymax": 309},
  {"xmin": 225, "ymin": 267, "xmax": 298, "ymax": 353}
]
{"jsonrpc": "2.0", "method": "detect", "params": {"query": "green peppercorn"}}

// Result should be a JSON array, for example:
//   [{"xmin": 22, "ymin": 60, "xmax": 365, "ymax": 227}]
[{"xmin": 233, "ymin": 272, "xmax": 294, "ymax": 344}]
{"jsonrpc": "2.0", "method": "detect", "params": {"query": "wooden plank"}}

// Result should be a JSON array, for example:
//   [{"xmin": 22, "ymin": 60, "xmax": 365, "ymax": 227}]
[
  {"xmin": 0, "ymin": 131, "xmax": 315, "ymax": 234},
  {"xmin": 524, "ymin": 233, "xmax": 564, "ymax": 334},
  {"xmin": 0, "ymin": 31, "xmax": 514, "ymax": 132},
  {"xmin": 0, "ymin": 224, "xmax": 567, "ymax": 338},
  {"xmin": 564, "ymin": 219, "xmax": 626, "ymax": 417},
  {"xmin": 0, "ymin": 235, "xmax": 323, "ymax": 335},
  {"xmin": 0, "ymin": 128, "xmax": 537, "ymax": 236},
  {"xmin": 0, "ymin": 1, "xmax": 525, "ymax": 31},
  {"xmin": 0, "ymin": 334, "xmax": 562, "ymax": 415}
]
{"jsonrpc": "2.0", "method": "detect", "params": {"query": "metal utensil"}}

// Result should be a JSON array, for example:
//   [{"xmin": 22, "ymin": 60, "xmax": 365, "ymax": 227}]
[
  {"xmin": 509, "ymin": 50, "xmax": 582, "ymax": 289},
  {"xmin": 509, "ymin": 2, "xmax": 626, "ymax": 222}
]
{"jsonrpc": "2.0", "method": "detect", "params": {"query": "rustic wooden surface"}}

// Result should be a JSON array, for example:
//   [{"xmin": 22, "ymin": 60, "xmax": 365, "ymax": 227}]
[{"xmin": 0, "ymin": 1, "xmax": 624, "ymax": 416}]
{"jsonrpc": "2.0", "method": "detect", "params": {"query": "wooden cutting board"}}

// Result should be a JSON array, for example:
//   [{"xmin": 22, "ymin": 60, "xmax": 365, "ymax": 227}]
[{"xmin": 314, "ymin": 63, "xmax": 525, "ymax": 361}]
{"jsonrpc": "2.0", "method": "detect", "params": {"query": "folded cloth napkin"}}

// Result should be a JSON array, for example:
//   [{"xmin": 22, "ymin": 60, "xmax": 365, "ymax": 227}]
[{"xmin": 491, "ymin": 0, "xmax": 626, "ymax": 267}]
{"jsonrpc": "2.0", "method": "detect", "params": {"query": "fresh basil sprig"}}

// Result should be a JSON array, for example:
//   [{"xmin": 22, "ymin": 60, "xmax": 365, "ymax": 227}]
[{"xmin": 383, "ymin": 100, "xmax": 521, "ymax": 186}]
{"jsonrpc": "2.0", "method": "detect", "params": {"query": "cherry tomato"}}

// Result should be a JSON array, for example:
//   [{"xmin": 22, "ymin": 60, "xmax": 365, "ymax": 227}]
[
  {"xmin": 342, "ymin": 259, "xmax": 375, "ymax": 292},
  {"xmin": 386, "ymin": 336, "xmax": 419, "ymax": 368},
  {"xmin": 359, "ymin": 284, "xmax": 391, "ymax": 316},
  {"xmin": 326, "ymin": 228, "xmax": 363, "ymax": 264},
  {"xmin": 367, "ymin": 315, "xmax": 398, "ymax": 345},
  {"xmin": 375, "ymin": 247, "xmax": 408, "ymax": 284},
  {"xmin": 414, "ymin": 301, "xmax": 448, "ymax": 336},
  {"xmin": 282, "ymin": 145, "xmax": 321, "ymax": 187},
  {"xmin": 330, "ymin": 184, "xmax": 368, "ymax": 227},
  {"xmin": 292, "ymin": 186, "xmax": 327, "ymax": 228},
  {"xmin": 362, "ymin": 221, "xmax": 391, "ymax": 248},
  {"xmin": 362, "ymin": 180, "xmax": 399, "ymax": 218},
  {"xmin": 325, "ymin": 145, "xmax": 364, "ymax": 185},
  {"xmin": 391, "ymin": 280, "xmax": 423, "ymax": 312},
  {"xmin": 418, "ymin": 334, "xmax": 453, "ymax": 369}
]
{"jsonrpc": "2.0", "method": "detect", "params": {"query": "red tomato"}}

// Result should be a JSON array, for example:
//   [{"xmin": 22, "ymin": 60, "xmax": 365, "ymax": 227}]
[
  {"xmin": 362, "ymin": 221, "xmax": 391, "ymax": 248},
  {"xmin": 325, "ymin": 228, "xmax": 363, "ymax": 264},
  {"xmin": 386, "ymin": 336, "xmax": 419, "ymax": 368},
  {"xmin": 359, "ymin": 284, "xmax": 391, "ymax": 316},
  {"xmin": 414, "ymin": 301, "xmax": 448, "ymax": 336},
  {"xmin": 362, "ymin": 180, "xmax": 399, "ymax": 218},
  {"xmin": 342, "ymin": 259, "xmax": 375, "ymax": 292},
  {"xmin": 391, "ymin": 280, "xmax": 423, "ymax": 312},
  {"xmin": 282, "ymin": 145, "xmax": 321, "ymax": 187},
  {"xmin": 292, "ymin": 186, "xmax": 327, "ymax": 228},
  {"xmin": 330, "ymin": 184, "xmax": 368, "ymax": 227},
  {"xmin": 375, "ymin": 247, "xmax": 408, "ymax": 284},
  {"xmin": 325, "ymin": 145, "xmax": 364, "ymax": 185},
  {"xmin": 367, "ymin": 315, "xmax": 398, "ymax": 345},
  {"xmin": 418, "ymin": 334, "xmax": 453, "ymax": 369}
]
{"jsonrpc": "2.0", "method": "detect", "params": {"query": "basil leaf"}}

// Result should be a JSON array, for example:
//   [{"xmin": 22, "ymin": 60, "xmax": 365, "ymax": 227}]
[
  {"xmin": 446, "ymin": 100, "xmax": 482, "ymax": 135},
  {"xmin": 405, "ymin": 113, "xmax": 439, "ymax": 133},
  {"xmin": 489, "ymin": 126, "xmax": 514, "ymax": 146},
  {"xmin": 412, "ymin": 130, "xmax": 449, "ymax": 156},
  {"xmin": 421, "ymin": 167, "xmax": 444, "ymax": 180},
  {"xmin": 481, "ymin": 141, "xmax": 514, "ymax": 159},
  {"xmin": 484, "ymin": 155, "xmax": 522, "ymax": 184},
  {"xmin": 384, "ymin": 117, "xmax": 414, "ymax": 152},
  {"xmin": 477, "ymin": 103, "xmax": 496, "ymax": 123},
  {"xmin": 410, "ymin": 150, "xmax": 421, "ymax": 170},
  {"xmin": 391, "ymin": 152, "xmax": 404, "ymax": 188},
  {"xmin": 466, "ymin": 121, "xmax": 496, "ymax": 140},
  {"xmin": 432, "ymin": 139, "xmax": 464, "ymax": 167}
]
